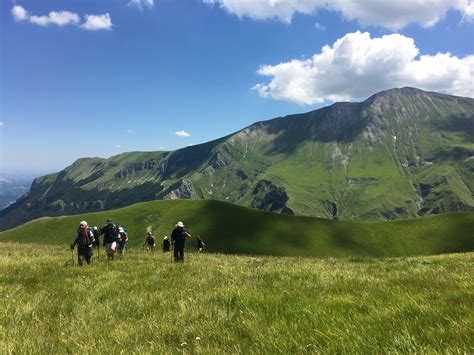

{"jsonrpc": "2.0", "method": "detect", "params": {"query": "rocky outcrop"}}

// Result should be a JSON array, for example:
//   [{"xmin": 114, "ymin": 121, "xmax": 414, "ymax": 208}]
[{"xmin": 162, "ymin": 179, "xmax": 194, "ymax": 200}]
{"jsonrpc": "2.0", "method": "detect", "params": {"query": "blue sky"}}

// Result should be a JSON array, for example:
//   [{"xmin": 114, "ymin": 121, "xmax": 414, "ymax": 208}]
[{"xmin": 1, "ymin": 0, "xmax": 473, "ymax": 174}]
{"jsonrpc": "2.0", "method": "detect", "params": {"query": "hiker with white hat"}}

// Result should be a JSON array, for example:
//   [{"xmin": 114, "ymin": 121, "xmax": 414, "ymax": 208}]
[
  {"xmin": 101, "ymin": 219, "xmax": 119, "ymax": 261},
  {"xmin": 70, "ymin": 220, "xmax": 94, "ymax": 266},
  {"xmin": 162, "ymin": 236, "xmax": 170, "ymax": 253},
  {"xmin": 170, "ymin": 221, "xmax": 191, "ymax": 262},
  {"xmin": 117, "ymin": 226, "xmax": 128, "ymax": 254}
]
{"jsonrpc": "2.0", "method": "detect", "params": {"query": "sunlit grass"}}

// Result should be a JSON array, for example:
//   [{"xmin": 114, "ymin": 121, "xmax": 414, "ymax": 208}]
[{"xmin": 1, "ymin": 243, "xmax": 473, "ymax": 353}]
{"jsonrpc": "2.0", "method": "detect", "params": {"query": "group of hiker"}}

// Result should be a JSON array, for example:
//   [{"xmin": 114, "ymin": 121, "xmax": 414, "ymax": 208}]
[{"xmin": 70, "ymin": 219, "xmax": 205, "ymax": 266}]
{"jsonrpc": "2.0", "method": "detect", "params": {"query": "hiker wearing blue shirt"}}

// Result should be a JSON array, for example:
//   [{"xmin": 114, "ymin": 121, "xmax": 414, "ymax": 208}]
[
  {"xmin": 171, "ymin": 221, "xmax": 191, "ymax": 262},
  {"xmin": 117, "ymin": 226, "xmax": 128, "ymax": 254}
]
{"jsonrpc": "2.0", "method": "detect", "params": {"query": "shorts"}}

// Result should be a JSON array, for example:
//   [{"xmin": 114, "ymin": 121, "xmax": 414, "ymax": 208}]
[{"xmin": 105, "ymin": 242, "xmax": 117, "ymax": 256}]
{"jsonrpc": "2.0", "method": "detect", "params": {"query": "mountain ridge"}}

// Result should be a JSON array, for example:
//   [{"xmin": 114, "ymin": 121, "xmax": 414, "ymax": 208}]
[{"xmin": 1, "ymin": 87, "xmax": 473, "ymax": 230}]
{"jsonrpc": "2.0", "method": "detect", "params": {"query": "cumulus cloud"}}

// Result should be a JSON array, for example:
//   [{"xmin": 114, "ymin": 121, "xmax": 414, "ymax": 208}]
[
  {"xmin": 128, "ymin": 0, "xmax": 154, "ymax": 10},
  {"xmin": 175, "ymin": 130, "xmax": 191, "ymax": 137},
  {"xmin": 11, "ymin": 5, "xmax": 29, "ymax": 21},
  {"xmin": 11, "ymin": 5, "xmax": 112, "ymax": 31},
  {"xmin": 81, "ymin": 13, "xmax": 113, "ymax": 31},
  {"xmin": 0, "ymin": 122, "xmax": 4, "ymax": 128},
  {"xmin": 204, "ymin": 0, "xmax": 474, "ymax": 29},
  {"xmin": 252, "ymin": 31, "xmax": 474, "ymax": 105},
  {"xmin": 29, "ymin": 11, "xmax": 80, "ymax": 27}
]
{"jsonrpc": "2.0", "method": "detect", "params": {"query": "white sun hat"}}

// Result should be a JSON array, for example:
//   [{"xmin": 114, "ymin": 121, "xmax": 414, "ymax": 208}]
[
  {"xmin": 176, "ymin": 221, "xmax": 184, "ymax": 227},
  {"xmin": 79, "ymin": 220, "xmax": 88, "ymax": 227}
]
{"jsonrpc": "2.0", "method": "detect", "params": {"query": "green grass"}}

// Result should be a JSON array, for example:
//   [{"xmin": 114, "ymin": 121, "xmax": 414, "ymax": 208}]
[
  {"xmin": 0, "ymin": 200, "xmax": 473, "ymax": 257},
  {"xmin": 1, "ymin": 243, "xmax": 473, "ymax": 353}
]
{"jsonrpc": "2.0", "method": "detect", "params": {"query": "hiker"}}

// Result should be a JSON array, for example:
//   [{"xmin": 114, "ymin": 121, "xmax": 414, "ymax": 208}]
[
  {"xmin": 162, "ymin": 236, "xmax": 170, "ymax": 253},
  {"xmin": 70, "ymin": 221, "xmax": 94, "ymax": 266},
  {"xmin": 117, "ymin": 226, "xmax": 128, "ymax": 254},
  {"xmin": 144, "ymin": 232, "xmax": 155, "ymax": 252},
  {"xmin": 92, "ymin": 226, "xmax": 101, "ymax": 249},
  {"xmin": 171, "ymin": 221, "xmax": 191, "ymax": 262},
  {"xmin": 197, "ymin": 236, "xmax": 205, "ymax": 253},
  {"xmin": 101, "ymin": 219, "xmax": 119, "ymax": 260}
]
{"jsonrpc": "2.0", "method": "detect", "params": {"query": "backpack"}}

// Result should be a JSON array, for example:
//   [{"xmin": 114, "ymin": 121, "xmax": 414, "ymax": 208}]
[{"xmin": 78, "ymin": 228, "xmax": 92, "ymax": 247}]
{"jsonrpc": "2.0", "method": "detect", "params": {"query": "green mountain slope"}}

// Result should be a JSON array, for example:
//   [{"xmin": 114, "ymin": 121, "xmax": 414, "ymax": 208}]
[
  {"xmin": 1, "ymin": 200, "xmax": 472, "ymax": 257},
  {"xmin": 1, "ymin": 87, "xmax": 473, "ymax": 230}
]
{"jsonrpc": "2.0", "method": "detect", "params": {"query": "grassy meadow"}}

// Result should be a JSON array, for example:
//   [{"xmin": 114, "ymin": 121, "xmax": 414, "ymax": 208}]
[
  {"xmin": 1, "ymin": 242, "xmax": 473, "ymax": 353},
  {"xmin": 1, "ymin": 200, "xmax": 473, "ymax": 257}
]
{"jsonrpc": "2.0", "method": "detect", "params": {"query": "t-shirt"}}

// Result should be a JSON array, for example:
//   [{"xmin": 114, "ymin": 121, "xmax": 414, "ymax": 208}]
[
  {"xmin": 101, "ymin": 225, "xmax": 119, "ymax": 244},
  {"xmin": 171, "ymin": 227, "xmax": 188, "ymax": 247}
]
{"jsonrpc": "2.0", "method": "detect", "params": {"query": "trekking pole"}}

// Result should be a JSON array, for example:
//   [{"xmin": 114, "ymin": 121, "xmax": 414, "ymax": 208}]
[{"xmin": 71, "ymin": 249, "xmax": 74, "ymax": 267}]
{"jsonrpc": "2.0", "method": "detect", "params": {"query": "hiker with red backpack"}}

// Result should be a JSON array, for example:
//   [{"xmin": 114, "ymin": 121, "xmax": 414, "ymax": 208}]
[{"xmin": 70, "ymin": 221, "xmax": 94, "ymax": 266}]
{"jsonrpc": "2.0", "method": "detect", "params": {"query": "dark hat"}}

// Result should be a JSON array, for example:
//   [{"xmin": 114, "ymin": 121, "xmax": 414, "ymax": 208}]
[{"xmin": 107, "ymin": 219, "xmax": 114, "ymax": 224}]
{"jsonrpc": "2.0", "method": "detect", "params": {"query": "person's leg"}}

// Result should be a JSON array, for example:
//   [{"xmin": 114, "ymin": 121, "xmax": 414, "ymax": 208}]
[
  {"xmin": 77, "ymin": 251, "xmax": 84, "ymax": 266},
  {"xmin": 106, "ymin": 243, "xmax": 114, "ymax": 261},
  {"xmin": 174, "ymin": 247, "xmax": 179, "ymax": 262},
  {"xmin": 85, "ymin": 247, "xmax": 92, "ymax": 264},
  {"xmin": 179, "ymin": 247, "xmax": 184, "ymax": 262}
]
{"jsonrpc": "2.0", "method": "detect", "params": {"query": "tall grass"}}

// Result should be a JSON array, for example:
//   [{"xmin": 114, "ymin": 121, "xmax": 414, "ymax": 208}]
[{"xmin": 1, "ymin": 242, "xmax": 473, "ymax": 353}]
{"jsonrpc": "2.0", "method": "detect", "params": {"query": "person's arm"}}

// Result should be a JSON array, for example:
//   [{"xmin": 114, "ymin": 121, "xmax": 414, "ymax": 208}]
[{"xmin": 70, "ymin": 235, "xmax": 78, "ymax": 250}]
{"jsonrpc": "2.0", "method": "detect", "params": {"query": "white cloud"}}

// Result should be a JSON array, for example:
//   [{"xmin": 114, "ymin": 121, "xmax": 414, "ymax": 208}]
[
  {"xmin": 204, "ymin": 0, "xmax": 474, "ymax": 29},
  {"xmin": 175, "ymin": 130, "xmax": 191, "ymax": 137},
  {"xmin": 253, "ymin": 31, "xmax": 474, "ymax": 105},
  {"xmin": 314, "ymin": 22, "xmax": 325, "ymax": 31},
  {"xmin": 128, "ymin": 0, "xmax": 154, "ymax": 10},
  {"xmin": 12, "ymin": 5, "xmax": 29, "ymax": 21},
  {"xmin": 463, "ymin": 1, "xmax": 474, "ymax": 19},
  {"xmin": 127, "ymin": 129, "xmax": 136, "ymax": 134},
  {"xmin": 81, "ymin": 13, "xmax": 113, "ymax": 31},
  {"xmin": 29, "ymin": 11, "xmax": 80, "ymax": 27},
  {"xmin": 0, "ymin": 122, "xmax": 4, "ymax": 128},
  {"xmin": 11, "ymin": 5, "xmax": 112, "ymax": 30},
  {"xmin": 116, "ymin": 144, "xmax": 121, "ymax": 148}
]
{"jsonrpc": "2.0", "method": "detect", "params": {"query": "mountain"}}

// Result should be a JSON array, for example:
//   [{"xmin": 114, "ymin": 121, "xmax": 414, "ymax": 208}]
[
  {"xmin": 1, "ymin": 87, "xmax": 473, "ymax": 230},
  {"xmin": 1, "ymin": 200, "xmax": 473, "ymax": 257},
  {"xmin": 0, "ymin": 176, "xmax": 32, "ymax": 211}
]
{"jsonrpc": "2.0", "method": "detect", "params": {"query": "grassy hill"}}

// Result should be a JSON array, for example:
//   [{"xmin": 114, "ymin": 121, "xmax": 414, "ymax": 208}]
[
  {"xmin": 1, "ymin": 200, "xmax": 473, "ymax": 257},
  {"xmin": 2, "ymin": 88, "xmax": 473, "ymax": 231},
  {"xmin": 1, "ymin": 243, "xmax": 472, "ymax": 353}
]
